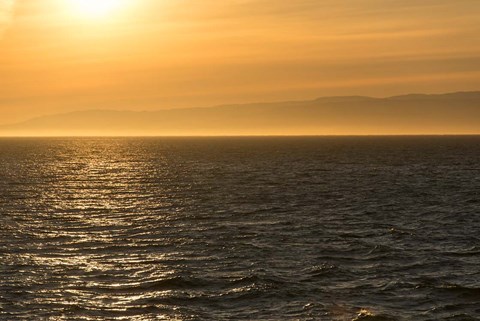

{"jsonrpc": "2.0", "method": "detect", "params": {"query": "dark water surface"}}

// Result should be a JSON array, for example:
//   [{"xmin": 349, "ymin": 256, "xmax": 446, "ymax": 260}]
[{"xmin": 1, "ymin": 137, "xmax": 480, "ymax": 320}]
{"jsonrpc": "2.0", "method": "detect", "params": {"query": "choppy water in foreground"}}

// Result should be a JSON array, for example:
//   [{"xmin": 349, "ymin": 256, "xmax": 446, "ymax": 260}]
[{"xmin": 1, "ymin": 137, "xmax": 480, "ymax": 320}]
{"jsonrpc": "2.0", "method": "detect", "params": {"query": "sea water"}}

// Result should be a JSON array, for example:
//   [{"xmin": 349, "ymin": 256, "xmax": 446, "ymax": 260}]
[{"xmin": 1, "ymin": 137, "xmax": 480, "ymax": 320}]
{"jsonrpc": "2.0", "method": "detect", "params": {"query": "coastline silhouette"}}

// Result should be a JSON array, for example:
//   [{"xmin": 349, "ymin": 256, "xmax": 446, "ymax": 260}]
[{"xmin": 1, "ymin": 91, "xmax": 480, "ymax": 136}]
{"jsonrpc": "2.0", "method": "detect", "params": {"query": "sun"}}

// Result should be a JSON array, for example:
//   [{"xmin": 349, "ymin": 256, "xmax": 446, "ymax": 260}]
[{"xmin": 68, "ymin": 0, "xmax": 128, "ymax": 19}]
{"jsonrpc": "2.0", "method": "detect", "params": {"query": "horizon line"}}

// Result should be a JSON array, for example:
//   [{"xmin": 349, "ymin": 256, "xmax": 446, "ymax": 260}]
[{"xmin": 1, "ymin": 134, "xmax": 480, "ymax": 139}]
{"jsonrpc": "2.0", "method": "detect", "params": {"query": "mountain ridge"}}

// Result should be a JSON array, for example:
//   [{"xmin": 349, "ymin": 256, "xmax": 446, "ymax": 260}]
[{"xmin": 2, "ymin": 91, "xmax": 480, "ymax": 136}]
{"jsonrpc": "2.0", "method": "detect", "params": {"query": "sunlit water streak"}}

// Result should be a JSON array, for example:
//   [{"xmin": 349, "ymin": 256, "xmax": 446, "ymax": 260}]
[{"xmin": 1, "ymin": 137, "xmax": 480, "ymax": 320}]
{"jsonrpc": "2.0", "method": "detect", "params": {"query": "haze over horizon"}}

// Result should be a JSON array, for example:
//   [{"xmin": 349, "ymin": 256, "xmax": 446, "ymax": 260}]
[
  {"xmin": 1, "ymin": 91, "xmax": 479, "ymax": 136},
  {"xmin": 1, "ymin": 0, "xmax": 480, "ymax": 129}
]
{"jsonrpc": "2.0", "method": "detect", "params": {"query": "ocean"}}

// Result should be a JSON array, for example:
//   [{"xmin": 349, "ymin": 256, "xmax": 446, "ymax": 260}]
[{"xmin": 1, "ymin": 137, "xmax": 479, "ymax": 320}]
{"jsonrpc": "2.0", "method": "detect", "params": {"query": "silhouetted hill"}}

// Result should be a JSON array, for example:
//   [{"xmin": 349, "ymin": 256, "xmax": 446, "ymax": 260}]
[{"xmin": 1, "ymin": 91, "xmax": 480, "ymax": 136}]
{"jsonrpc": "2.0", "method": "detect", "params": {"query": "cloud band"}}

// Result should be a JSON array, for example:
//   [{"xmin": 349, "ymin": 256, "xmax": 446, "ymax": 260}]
[{"xmin": 0, "ymin": 0, "xmax": 15, "ymax": 38}]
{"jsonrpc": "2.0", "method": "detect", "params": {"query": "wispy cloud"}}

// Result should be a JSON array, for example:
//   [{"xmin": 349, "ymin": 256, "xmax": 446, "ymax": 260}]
[
  {"xmin": 1, "ymin": 0, "xmax": 480, "ymax": 123},
  {"xmin": 0, "ymin": 0, "xmax": 15, "ymax": 38}
]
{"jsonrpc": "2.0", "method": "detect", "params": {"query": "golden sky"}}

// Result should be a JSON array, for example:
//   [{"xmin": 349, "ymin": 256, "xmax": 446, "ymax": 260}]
[{"xmin": 1, "ymin": 0, "xmax": 480, "ymax": 124}]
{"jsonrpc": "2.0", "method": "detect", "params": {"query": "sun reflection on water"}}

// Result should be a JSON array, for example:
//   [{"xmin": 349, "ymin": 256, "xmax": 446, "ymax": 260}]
[{"xmin": 3, "ymin": 139, "xmax": 186, "ymax": 320}]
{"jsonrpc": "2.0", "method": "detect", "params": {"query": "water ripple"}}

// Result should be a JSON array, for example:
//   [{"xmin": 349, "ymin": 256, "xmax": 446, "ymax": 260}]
[{"xmin": 1, "ymin": 137, "xmax": 480, "ymax": 320}]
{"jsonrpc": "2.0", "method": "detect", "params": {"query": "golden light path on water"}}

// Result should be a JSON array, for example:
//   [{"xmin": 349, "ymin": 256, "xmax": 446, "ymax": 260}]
[{"xmin": 7, "ymin": 139, "xmax": 182, "ymax": 320}]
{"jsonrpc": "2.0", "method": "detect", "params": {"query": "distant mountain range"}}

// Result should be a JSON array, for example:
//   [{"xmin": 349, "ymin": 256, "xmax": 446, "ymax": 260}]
[{"xmin": 2, "ymin": 91, "xmax": 480, "ymax": 136}]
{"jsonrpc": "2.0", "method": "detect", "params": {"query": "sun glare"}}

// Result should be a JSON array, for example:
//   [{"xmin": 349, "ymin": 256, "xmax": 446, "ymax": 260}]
[{"xmin": 68, "ymin": 0, "xmax": 127, "ymax": 19}]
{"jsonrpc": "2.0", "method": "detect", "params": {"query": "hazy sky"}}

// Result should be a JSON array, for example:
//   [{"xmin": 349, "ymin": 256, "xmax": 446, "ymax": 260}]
[{"xmin": 1, "ymin": 0, "xmax": 480, "ymax": 124}]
